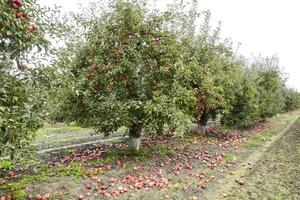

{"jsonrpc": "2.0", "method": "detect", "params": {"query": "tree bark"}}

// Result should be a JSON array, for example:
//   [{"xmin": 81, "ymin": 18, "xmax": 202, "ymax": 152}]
[
  {"xmin": 128, "ymin": 121, "xmax": 143, "ymax": 151},
  {"xmin": 198, "ymin": 109, "xmax": 209, "ymax": 133},
  {"xmin": 195, "ymin": 88, "xmax": 210, "ymax": 134}
]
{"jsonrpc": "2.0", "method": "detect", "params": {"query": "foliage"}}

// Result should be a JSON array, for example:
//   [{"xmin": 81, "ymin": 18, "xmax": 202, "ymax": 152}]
[
  {"xmin": 251, "ymin": 55, "xmax": 285, "ymax": 118},
  {"xmin": 162, "ymin": 3, "xmax": 240, "ymax": 129},
  {"xmin": 51, "ymin": 0, "xmax": 300, "ymax": 135},
  {"xmin": 221, "ymin": 66, "xmax": 261, "ymax": 128},
  {"xmin": 56, "ymin": 0, "xmax": 196, "ymax": 144},
  {"xmin": 0, "ymin": 160, "xmax": 15, "ymax": 170},
  {"xmin": 1, "ymin": 0, "xmax": 295, "ymax": 156},
  {"xmin": 0, "ymin": 0, "xmax": 59, "ymax": 159},
  {"xmin": 0, "ymin": 76, "xmax": 44, "ymax": 158},
  {"xmin": 284, "ymin": 88, "xmax": 300, "ymax": 111},
  {"xmin": 220, "ymin": 55, "xmax": 295, "ymax": 128}
]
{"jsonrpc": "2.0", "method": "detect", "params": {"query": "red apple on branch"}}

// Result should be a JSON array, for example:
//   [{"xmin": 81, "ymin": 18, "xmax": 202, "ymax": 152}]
[
  {"xmin": 15, "ymin": 12, "xmax": 23, "ymax": 18},
  {"xmin": 12, "ymin": 0, "xmax": 22, "ymax": 8},
  {"xmin": 12, "ymin": 2, "xmax": 19, "ymax": 9},
  {"xmin": 14, "ymin": 0, "xmax": 22, "ymax": 6},
  {"xmin": 29, "ymin": 24, "xmax": 38, "ymax": 32}
]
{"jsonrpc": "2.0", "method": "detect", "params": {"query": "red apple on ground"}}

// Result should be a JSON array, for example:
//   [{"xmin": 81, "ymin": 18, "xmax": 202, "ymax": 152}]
[
  {"xmin": 85, "ymin": 184, "xmax": 92, "ymax": 190},
  {"xmin": 78, "ymin": 195, "xmax": 84, "ymax": 200}
]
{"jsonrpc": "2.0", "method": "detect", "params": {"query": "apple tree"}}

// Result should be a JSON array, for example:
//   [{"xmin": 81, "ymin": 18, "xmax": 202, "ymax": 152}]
[
  {"xmin": 251, "ymin": 55, "xmax": 285, "ymax": 119},
  {"xmin": 0, "ymin": 0, "xmax": 58, "ymax": 159},
  {"xmin": 220, "ymin": 64, "xmax": 261, "ymax": 128},
  {"xmin": 169, "ymin": 7, "xmax": 240, "ymax": 132},
  {"xmin": 59, "ymin": 0, "xmax": 196, "ymax": 150},
  {"xmin": 221, "ymin": 55, "xmax": 288, "ymax": 128},
  {"xmin": 283, "ymin": 88, "xmax": 300, "ymax": 111}
]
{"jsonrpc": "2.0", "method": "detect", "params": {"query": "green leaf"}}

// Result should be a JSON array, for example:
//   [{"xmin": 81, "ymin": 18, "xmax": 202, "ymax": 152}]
[{"xmin": 6, "ymin": 31, "xmax": 12, "ymax": 36}]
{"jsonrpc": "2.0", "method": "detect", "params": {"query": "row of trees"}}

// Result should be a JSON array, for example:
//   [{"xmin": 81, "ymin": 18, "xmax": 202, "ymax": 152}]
[
  {"xmin": 1, "ymin": 0, "xmax": 300, "ymax": 158},
  {"xmin": 48, "ymin": 0, "xmax": 300, "ymax": 150}
]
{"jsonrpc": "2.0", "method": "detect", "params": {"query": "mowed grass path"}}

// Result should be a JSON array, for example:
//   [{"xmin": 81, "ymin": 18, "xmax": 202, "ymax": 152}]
[
  {"xmin": 218, "ymin": 116, "xmax": 300, "ymax": 200},
  {"xmin": 33, "ymin": 124, "xmax": 125, "ymax": 151}
]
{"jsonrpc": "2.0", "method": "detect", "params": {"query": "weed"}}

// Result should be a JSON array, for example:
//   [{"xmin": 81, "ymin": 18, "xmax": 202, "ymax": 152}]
[
  {"xmin": 55, "ymin": 163, "xmax": 87, "ymax": 178},
  {"xmin": 0, "ymin": 161, "xmax": 15, "ymax": 170},
  {"xmin": 224, "ymin": 153, "xmax": 234, "ymax": 161},
  {"xmin": 0, "ymin": 173, "xmax": 48, "ymax": 200}
]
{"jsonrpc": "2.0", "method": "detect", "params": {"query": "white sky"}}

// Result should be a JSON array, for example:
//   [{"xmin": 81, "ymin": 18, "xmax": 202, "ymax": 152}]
[{"xmin": 41, "ymin": 0, "xmax": 300, "ymax": 91}]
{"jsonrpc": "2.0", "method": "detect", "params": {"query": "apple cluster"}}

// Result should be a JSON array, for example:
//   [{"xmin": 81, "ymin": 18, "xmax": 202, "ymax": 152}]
[{"xmin": 11, "ymin": 0, "xmax": 38, "ymax": 32}]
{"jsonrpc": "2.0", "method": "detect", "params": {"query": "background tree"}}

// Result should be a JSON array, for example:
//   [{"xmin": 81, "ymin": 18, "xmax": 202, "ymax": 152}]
[
  {"xmin": 251, "ymin": 55, "xmax": 285, "ymax": 119},
  {"xmin": 283, "ymin": 88, "xmax": 300, "ymax": 111},
  {"xmin": 168, "ymin": 6, "xmax": 240, "ymax": 132},
  {"xmin": 220, "ymin": 65, "xmax": 261, "ymax": 128},
  {"xmin": 220, "ymin": 55, "xmax": 288, "ymax": 128}
]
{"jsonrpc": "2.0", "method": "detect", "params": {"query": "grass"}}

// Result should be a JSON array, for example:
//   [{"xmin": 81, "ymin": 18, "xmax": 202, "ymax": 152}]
[
  {"xmin": 31, "ymin": 123, "xmax": 126, "ymax": 152},
  {"xmin": 0, "ymin": 155, "xmax": 42, "ymax": 176},
  {"xmin": 201, "ymin": 111, "xmax": 300, "ymax": 200},
  {"xmin": 0, "ymin": 174, "xmax": 48, "ymax": 200},
  {"xmin": 224, "ymin": 117, "xmax": 300, "ymax": 200},
  {"xmin": 0, "ymin": 161, "xmax": 15, "ymax": 170},
  {"xmin": 242, "ymin": 112, "xmax": 299, "ymax": 149},
  {"xmin": 35, "ymin": 123, "xmax": 92, "ymax": 138},
  {"xmin": 35, "ymin": 124, "xmax": 127, "ymax": 139},
  {"xmin": 55, "ymin": 163, "xmax": 90, "ymax": 178},
  {"xmin": 85, "ymin": 144, "xmax": 175, "ymax": 172},
  {"xmin": 224, "ymin": 152, "xmax": 234, "ymax": 161}
]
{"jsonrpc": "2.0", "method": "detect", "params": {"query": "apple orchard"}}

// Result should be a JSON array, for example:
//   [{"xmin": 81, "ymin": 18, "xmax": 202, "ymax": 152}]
[{"xmin": 1, "ymin": 0, "xmax": 300, "ymax": 159}]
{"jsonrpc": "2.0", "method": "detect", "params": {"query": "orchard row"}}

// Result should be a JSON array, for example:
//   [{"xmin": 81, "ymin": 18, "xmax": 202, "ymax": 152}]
[{"xmin": 1, "ymin": 0, "xmax": 300, "ymax": 158}]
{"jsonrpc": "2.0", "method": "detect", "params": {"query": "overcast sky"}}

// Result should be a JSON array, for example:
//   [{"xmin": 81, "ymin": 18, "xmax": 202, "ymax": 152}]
[{"xmin": 41, "ymin": 0, "xmax": 300, "ymax": 91}]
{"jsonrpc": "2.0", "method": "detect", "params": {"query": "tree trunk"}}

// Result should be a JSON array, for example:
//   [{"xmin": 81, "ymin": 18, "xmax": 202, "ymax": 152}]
[
  {"xmin": 198, "ymin": 110, "xmax": 209, "ymax": 133},
  {"xmin": 128, "ymin": 122, "xmax": 143, "ymax": 151},
  {"xmin": 128, "ymin": 137, "xmax": 141, "ymax": 151},
  {"xmin": 195, "ymin": 89, "xmax": 210, "ymax": 134}
]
